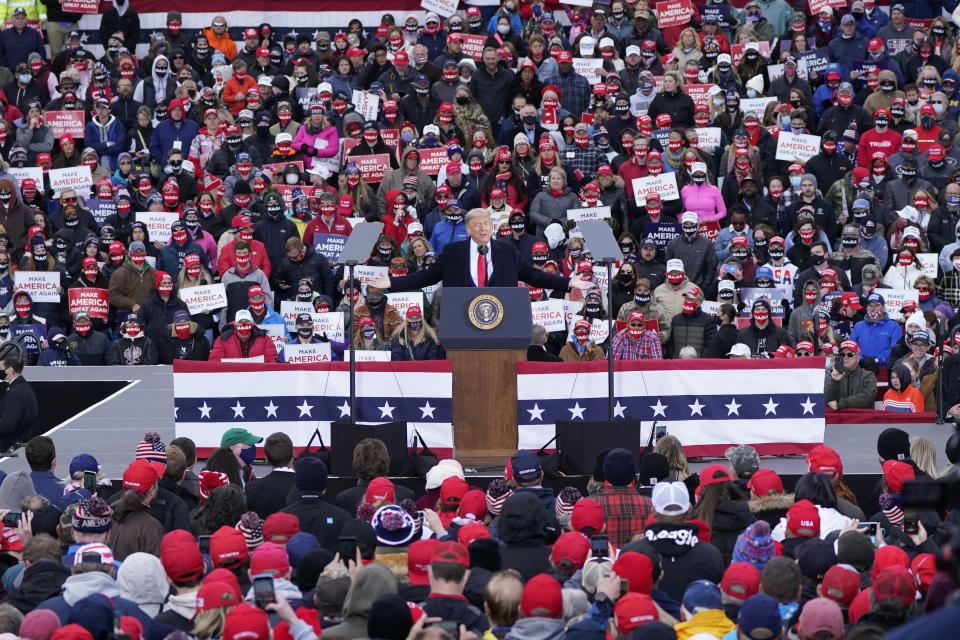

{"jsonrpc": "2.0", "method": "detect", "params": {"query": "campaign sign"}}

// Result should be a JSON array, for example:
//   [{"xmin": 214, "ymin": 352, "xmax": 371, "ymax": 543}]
[
  {"xmin": 67, "ymin": 287, "xmax": 108, "ymax": 319},
  {"xmin": 45, "ymin": 111, "xmax": 85, "ymax": 139},
  {"xmin": 565, "ymin": 318, "xmax": 610, "ymax": 345},
  {"xmin": 343, "ymin": 350, "xmax": 392, "ymax": 362},
  {"xmin": 10, "ymin": 324, "xmax": 44, "ymax": 355},
  {"xmin": 917, "ymin": 253, "xmax": 938, "ymax": 278},
  {"xmin": 767, "ymin": 64, "xmax": 784, "ymax": 83},
  {"xmin": 632, "ymin": 173, "xmax": 680, "ymax": 205},
  {"xmin": 698, "ymin": 219, "xmax": 721, "ymax": 245},
  {"xmin": 739, "ymin": 97, "xmax": 777, "ymax": 121},
  {"xmin": 258, "ymin": 324, "xmax": 288, "ymax": 356},
  {"xmin": 180, "ymin": 284, "xmax": 227, "ymax": 314},
  {"xmin": 136, "ymin": 211, "xmax": 179, "ymax": 243},
  {"xmin": 353, "ymin": 265, "xmax": 389, "ymax": 293},
  {"xmin": 531, "ymin": 299, "xmax": 566, "ymax": 332},
  {"xmin": 656, "ymin": 0, "xmax": 694, "ymax": 27},
  {"xmin": 284, "ymin": 342, "xmax": 333, "ymax": 363},
  {"xmin": 883, "ymin": 289, "xmax": 920, "ymax": 320},
  {"xmin": 7, "ymin": 166, "xmax": 42, "ymax": 190},
  {"xmin": 274, "ymin": 184, "xmax": 318, "ymax": 209},
  {"xmin": 696, "ymin": 5, "xmax": 730, "ymax": 25},
  {"xmin": 280, "ymin": 301, "xmax": 315, "ymax": 332},
  {"xmin": 352, "ymin": 154, "xmax": 391, "ymax": 184},
  {"xmin": 417, "ymin": 148, "xmax": 450, "ymax": 175},
  {"xmin": 694, "ymin": 127, "xmax": 722, "ymax": 151},
  {"xmin": 315, "ymin": 311, "xmax": 346, "ymax": 342},
  {"xmin": 15, "ymin": 271, "xmax": 60, "ymax": 302},
  {"xmin": 262, "ymin": 161, "xmax": 304, "ymax": 176},
  {"xmin": 87, "ymin": 200, "xmax": 115, "ymax": 226},
  {"xmin": 460, "ymin": 34, "xmax": 487, "ymax": 61},
  {"xmin": 685, "ymin": 84, "xmax": 717, "ymax": 107},
  {"xmin": 572, "ymin": 58, "xmax": 604, "ymax": 85},
  {"xmin": 644, "ymin": 222, "xmax": 681, "ymax": 248},
  {"xmin": 740, "ymin": 288, "xmax": 786, "ymax": 316},
  {"xmin": 567, "ymin": 206, "xmax": 611, "ymax": 223},
  {"xmin": 593, "ymin": 264, "xmax": 619, "ymax": 296},
  {"xmin": 386, "ymin": 292, "xmax": 425, "ymax": 317},
  {"xmin": 380, "ymin": 128, "xmax": 400, "ymax": 149},
  {"xmin": 61, "ymin": 0, "xmax": 98, "ymax": 12},
  {"xmin": 776, "ymin": 132, "xmax": 822, "ymax": 163},
  {"xmin": 223, "ymin": 356, "xmax": 265, "ymax": 363},
  {"xmin": 295, "ymin": 87, "xmax": 318, "ymax": 112},
  {"xmin": 351, "ymin": 90, "xmax": 381, "ymax": 121},
  {"xmin": 49, "ymin": 165, "xmax": 92, "ymax": 197},
  {"xmin": 796, "ymin": 48, "xmax": 829, "ymax": 78},
  {"xmin": 701, "ymin": 300, "xmax": 722, "ymax": 315},
  {"xmin": 314, "ymin": 234, "xmax": 347, "ymax": 263}
]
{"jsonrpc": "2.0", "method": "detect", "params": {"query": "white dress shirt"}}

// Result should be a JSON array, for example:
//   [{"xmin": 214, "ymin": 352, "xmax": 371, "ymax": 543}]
[{"xmin": 469, "ymin": 239, "xmax": 494, "ymax": 286}]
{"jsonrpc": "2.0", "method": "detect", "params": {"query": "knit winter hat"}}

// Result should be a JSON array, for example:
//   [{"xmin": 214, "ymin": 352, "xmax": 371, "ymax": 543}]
[
  {"xmin": 555, "ymin": 486, "xmax": 582, "ymax": 523},
  {"xmin": 237, "ymin": 511, "xmax": 264, "ymax": 549},
  {"xmin": 71, "ymin": 497, "xmax": 113, "ymax": 534},
  {"xmin": 135, "ymin": 432, "xmax": 166, "ymax": 463},
  {"xmin": 732, "ymin": 520, "xmax": 775, "ymax": 570},
  {"xmin": 876, "ymin": 428, "xmax": 910, "ymax": 462},
  {"xmin": 199, "ymin": 470, "xmax": 230, "ymax": 502},
  {"xmin": 485, "ymin": 478, "xmax": 513, "ymax": 517}
]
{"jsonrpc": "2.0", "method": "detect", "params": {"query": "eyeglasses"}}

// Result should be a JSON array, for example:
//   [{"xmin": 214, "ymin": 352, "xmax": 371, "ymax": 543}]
[{"xmin": 840, "ymin": 352, "xmax": 857, "ymax": 358}]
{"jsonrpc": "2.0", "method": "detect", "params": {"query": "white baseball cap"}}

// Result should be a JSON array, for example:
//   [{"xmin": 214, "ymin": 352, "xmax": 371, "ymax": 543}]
[
  {"xmin": 666, "ymin": 258, "xmax": 685, "ymax": 273},
  {"xmin": 626, "ymin": 45, "xmax": 641, "ymax": 57},
  {"xmin": 598, "ymin": 37, "xmax": 615, "ymax": 50},
  {"xmin": 651, "ymin": 481, "xmax": 690, "ymax": 516},
  {"xmin": 234, "ymin": 310, "xmax": 254, "ymax": 324},
  {"xmin": 681, "ymin": 211, "xmax": 699, "ymax": 225},
  {"xmin": 691, "ymin": 162, "xmax": 707, "ymax": 175},
  {"xmin": 579, "ymin": 36, "xmax": 595, "ymax": 56},
  {"xmin": 728, "ymin": 343, "xmax": 752, "ymax": 357},
  {"xmin": 717, "ymin": 53, "xmax": 732, "ymax": 65},
  {"xmin": 423, "ymin": 124, "xmax": 440, "ymax": 136}
]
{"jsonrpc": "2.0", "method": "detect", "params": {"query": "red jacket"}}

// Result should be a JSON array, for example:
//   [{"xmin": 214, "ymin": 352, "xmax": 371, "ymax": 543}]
[
  {"xmin": 302, "ymin": 214, "xmax": 353, "ymax": 245},
  {"xmin": 217, "ymin": 238, "xmax": 272, "ymax": 278},
  {"xmin": 208, "ymin": 325, "xmax": 279, "ymax": 362}
]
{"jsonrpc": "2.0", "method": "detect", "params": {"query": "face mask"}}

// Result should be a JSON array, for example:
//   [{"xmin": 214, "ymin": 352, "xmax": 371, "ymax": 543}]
[
  {"xmin": 681, "ymin": 298, "xmax": 697, "ymax": 314},
  {"xmin": 823, "ymin": 141, "xmax": 836, "ymax": 154},
  {"xmin": 901, "ymin": 140, "xmax": 916, "ymax": 153},
  {"xmin": 954, "ymin": 258, "xmax": 960, "ymax": 271},
  {"xmin": 74, "ymin": 320, "xmax": 91, "ymax": 336},
  {"xmin": 633, "ymin": 292, "xmax": 651, "ymax": 307},
  {"xmin": 898, "ymin": 253, "xmax": 913, "ymax": 266},
  {"xmin": 497, "ymin": 24, "xmax": 510, "ymax": 35},
  {"xmin": 158, "ymin": 281, "xmax": 174, "ymax": 295},
  {"xmin": 155, "ymin": 67, "xmax": 168, "ymax": 77},
  {"xmin": 801, "ymin": 290, "xmax": 817, "ymax": 305},
  {"xmin": 172, "ymin": 230, "xmax": 188, "ymax": 244},
  {"xmin": 585, "ymin": 303, "xmax": 601, "ymax": 315},
  {"xmin": 130, "ymin": 254, "xmax": 146, "ymax": 267},
  {"xmin": 666, "ymin": 272, "xmax": 684, "ymax": 285},
  {"xmin": 875, "ymin": 116, "xmax": 888, "ymax": 128},
  {"xmin": 360, "ymin": 327, "xmax": 376, "ymax": 339},
  {"xmin": 901, "ymin": 168, "xmax": 917, "ymax": 179},
  {"xmin": 249, "ymin": 297, "xmax": 266, "ymax": 314},
  {"xmin": 14, "ymin": 301, "xmax": 30, "ymax": 316},
  {"xmin": 125, "ymin": 324, "xmax": 142, "ymax": 338}
]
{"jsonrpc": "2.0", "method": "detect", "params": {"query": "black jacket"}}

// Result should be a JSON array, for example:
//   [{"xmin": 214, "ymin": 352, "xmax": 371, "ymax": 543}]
[
  {"xmin": 708, "ymin": 500, "xmax": 756, "ymax": 564},
  {"xmin": 1, "ymin": 559, "xmax": 70, "ymax": 613},
  {"xmin": 151, "ymin": 485, "xmax": 194, "ymax": 535},
  {"xmin": 497, "ymin": 492, "xmax": 555, "ymax": 581},
  {"xmin": 254, "ymin": 214, "xmax": 299, "ymax": 285},
  {"xmin": 138, "ymin": 293, "xmax": 190, "ymax": 361},
  {"xmin": 280, "ymin": 494, "xmax": 351, "ymax": 553},
  {"xmin": 641, "ymin": 521, "xmax": 725, "ymax": 602},
  {"xmin": 703, "ymin": 323, "xmax": 739, "ymax": 359},
  {"xmin": 421, "ymin": 596, "xmax": 490, "ymax": 635},
  {"xmin": 160, "ymin": 333, "xmax": 211, "ymax": 363},
  {"xmin": 525, "ymin": 345, "xmax": 562, "ymax": 362},
  {"xmin": 669, "ymin": 310, "xmax": 717, "ymax": 359},
  {"xmin": 0, "ymin": 376, "xmax": 38, "ymax": 450},
  {"xmin": 274, "ymin": 246, "xmax": 337, "ymax": 299},
  {"xmin": 737, "ymin": 320, "xmax": 790, "ymax": 356},
  {"xmin": 66, "ymin": 330, "xmax": 111, "ymax": 366},
  {"xmin": 246, "ymin": 469, "xmax": 297, "ymax": 519}
]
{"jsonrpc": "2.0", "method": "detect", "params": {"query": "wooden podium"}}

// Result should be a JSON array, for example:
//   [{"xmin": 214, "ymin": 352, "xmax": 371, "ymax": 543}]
[
  {"xmin": 449, "ymin": 349, "xmax": 524, "ymax": 462},
  {"xmin": 438, "ymin": 288, "xmax": 533, "ymax": 465}
]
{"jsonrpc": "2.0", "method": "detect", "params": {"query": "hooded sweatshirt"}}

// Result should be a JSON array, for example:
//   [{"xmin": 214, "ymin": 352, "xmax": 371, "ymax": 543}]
[
  {"xmin": 323, "ymin": 564, "xmax": 398, "ymax": 640},
  {"xmin": 497, "ymin": 491, "xmax": 553, "ymax": 581},
  {"xmin": 116, "ymin": 552, "xmax": 169, "ymax": 617},
  {"xmin": 0, "ymin": 470, "xmax": 37, "ymax": 511},
  {"xmin": 36, "ymin": 570, "xmax": 154, "ymax": 630},
  {"xmin": 503, "ymin": 616, "xmax": 566, "ymax": 640},
  {"xmin": 642, "ymin": 521, "xmax": 725, "ymax": 602}
]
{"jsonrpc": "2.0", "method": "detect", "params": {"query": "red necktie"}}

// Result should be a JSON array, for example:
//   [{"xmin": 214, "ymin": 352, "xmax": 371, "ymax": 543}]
[{"xmin": 477, "ymin": 253, "xmax": 486, "ymax": 287}]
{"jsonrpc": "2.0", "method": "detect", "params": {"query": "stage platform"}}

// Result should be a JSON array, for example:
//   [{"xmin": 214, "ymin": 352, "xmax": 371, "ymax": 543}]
[{"xmin": 2, "ymin": 366, "xmax": 955, "ymax": 481}]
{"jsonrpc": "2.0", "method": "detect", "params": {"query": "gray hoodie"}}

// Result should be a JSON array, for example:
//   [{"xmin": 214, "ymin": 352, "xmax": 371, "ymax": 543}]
[
  {"xmin": 0, "ymin": 470, "xmax": 37, "ymax": 511},
  {"xmin": 323, "ymin": 564, "xmax": 398, "ymax": 640},
  {"xmin": 60, "ymin": 571, "xmax": 125, "ymax": 606},
  {"xmin": 503, "ymin": 617, "xmax": 566, "ymax": 640},
  {"xmin": 117, "ymin": 553, "xmax": 169, "ymax": 617}
]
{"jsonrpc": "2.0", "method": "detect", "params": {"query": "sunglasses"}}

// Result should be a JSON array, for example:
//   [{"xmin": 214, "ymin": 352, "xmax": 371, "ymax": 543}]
[{"xmin": 840, "ymin": 352, "xmax": 857, "ymax": 358}]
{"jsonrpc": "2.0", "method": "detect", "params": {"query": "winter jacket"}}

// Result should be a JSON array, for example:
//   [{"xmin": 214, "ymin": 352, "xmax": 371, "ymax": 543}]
[
  {"xmin": 703, "ymin": 323, "xmax": 740, "ymax": 359},
  {"xmin": 376, "ymin": 157, "xmax": 436, "ymax": 217},
  {"xmin": 709, "ymin": 500, "xmax": 756, "ymax": 564},
  {"xmin": 504, "ymin": 617, "xmax": 565, "ymax": 640},
  {"xmin": 0, "ymin": 174, "xmax": 32, "ymax": 253},
  {"xmin": 138, "ymin": 292, "xmax": 189, "ymax": 355},
  {"xmin": 148, "ymin": 116, "xmax": 200, "ymax": 166},
  {"xmin": 1, "ymin": 559, "xmax": 70, "ymax": 613},
  {"xmin": 824, "ymin": 365, "xmax": 878, "ymax": 409},
  {"xmin": 749, "ymin": 492, "xmax": 795, "ymax": 530},
  {"xmin": 109, "ymin": 490, "xmax": 166, "ymax": 561},
  {"xmin": 149, "ymin": 484, "xmax": 194, "ymax": 535},
  {"xmin": 209, "ymin": 323, "xmax": 279, "ymax": 363},
  {"xmin": 36, "ymin": 571, "xmax": 153, "ymax": 630},
  {"xmin": 84, "ymin": 115, "xmax": 126, "ymax": 170},
  {"xmin": 292, "ymin": 122, "xmax": 339, "ymax": 172},
  {"xmin": 669, "ymin": 310, "xmax": 717, "ymax": 359},
  {"xmin": 675, "ymin": 609, "xmax": 735, "ymax": 640},
  {"xmin": 221, "ymin": 267, "xmax": 273, "ymax": 328},
  {"xmin": 108, "ymin": 259, "xmax": 156, "ymax": 311},
  {"xmin": 160, "ymin": 327, "xmax": 211, "ymax": 363},
  {"xmin": 772, "ymin": 504, "xmax": 852, "ymax": 541},
  {"xmin": 391, "ymin": 333, "xmax": 444, "ymax": 361},
  {"xmin": 66, "ymin": 329, "xmax": 110, "ymax": 366},
  {"xmin": 681, "ymin": 183, "xmax": 726, "ymax": 222},
  {"xmin": 497, "ymin": 492, "xmax": 554, "ymax": 581},
  {"xmin": 642, "ymin": 521, "xmax": 725, "ymax": 602},
  {"xmin": 529, "ymin": 188, "xmax": 581, "ymax": 237},
  {"xmin": 323, "ymin": 564, "xmax": 399, "ymax": 640},
  {"xmin": 157, "ymin": 239, "xmax": 209, "ymax": 277},
  {"xmin": 738, "ymin": 320, "xmax": 790, "ymax": 355},
  {"xmin": 559, "ymin": 339, "xmax": 606, "ymax": 362},
  {"xmin": 665, "ymin": 234, "xmax": 718, "ymax": 290},
  {"xmin": 217, "ymin": 238, "xmax": 272, "ymax": 279},
  {"xmin": 653, "ymin": 279, "xmax": 699, "ymax": 333},
  {"xmin": 849, "ymin": 313, "xmax": 901, "ymax": 363},
  {"xmin": 274, "ymin": 246, "xmax": 336, "ymax": 300},
  {"xmin": 152, "ymin": 590, "xmax": 197, "ymax": 631},
  {"xmin": 106, "ymin": 335, "xmax": 158, "ymax": 365},
  {"xmin": 280, "ymin": 493, "xmax": 350, "ymax": 553}
]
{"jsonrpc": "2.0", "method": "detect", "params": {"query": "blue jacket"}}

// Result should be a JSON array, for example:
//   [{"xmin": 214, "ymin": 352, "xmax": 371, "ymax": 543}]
[
  {"xmin": 156, "ymin": 239, "xmax": 209, "ymax": 277},
  {"xmin": 828, "ymin": 34, "xmax": 868, "ymax": 78},
  {"xmin": 30, "ymin": 471, "xmax": 64, "ymax": 506},
  {"xmin": 0, "ymin": 27, "xmax": 45, "ymax": 72},
  {"xmin": 430, "ymin": 219, "xmax": 469, "ymax": 253},
  {"xmin": 898, "ymin": 0, "xmax": 939, "ymax": 18},
  {"xmin": 37, "ymin": 346, "xmax": 81, "ymax": 367},
  {"xmin": 249, "ymin": 305, "xmax": 291, "ymax": 341},
  {"xmin": 850, "ymin": 314, "xmax": 902, "ymax": 363},
  {"xmin": 148, "ymin": 117, "xmax": 199, "ymax": 164},
  {"xmin": 83, "ymin": 116, "xmax": 126, "ymax": 171}
]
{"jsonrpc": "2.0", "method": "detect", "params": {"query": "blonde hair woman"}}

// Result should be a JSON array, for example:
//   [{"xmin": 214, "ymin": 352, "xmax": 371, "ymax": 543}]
[
  {"xmin": 911, "ymin": 437, "xmax": 939, "ymax": 478},
  {"xmin": 672, "ymin": 27, "xmax": 702, "ymax": 68}
]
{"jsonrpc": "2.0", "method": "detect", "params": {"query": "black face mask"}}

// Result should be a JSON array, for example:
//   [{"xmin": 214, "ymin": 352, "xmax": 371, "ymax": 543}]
[
  {"xmin": 456, "ymin": 96, "xmax": 470, "ymax": 105},
  {"xmin": 811, "ymin": 253, "xmax": 825, "ymax": 265},
  {"xmin": 841, "ymin": 237, "xmax": 858, "ymax": 248},
  {"xmin": 901, "ymin": 168, "xmax": 917, "ymax": 179},
  {"xmin": 65, "ymin": 217, "xmax": 79, "ymax": 228},
  {"xmin": 754, "ymin": 238, "xmax": 767, "ymax": 249},
  {"xmin": 266, "ymin": 204, "xmax": 283, "ymax": 218},
  {"xmin": 769, "ymin": 248, "xmax": 784, "ymax": 259},
  {"xmin": 875, "ymin": 117, "xmax": 888, "ymax": 127},
  {"xmin": 367, "ymin": 293, "xmax": 385, "ymax": 307},
  {"xmin": 881, "ymin": 82, "xmax": 895, "ymax": 92},
  {"xmin": 298, "ymin": 291, "xmax": 312, "ymax": 301},
  {"xmin": 298, "ymin": 327, "xmax": 313, "ymax": 339},
  {"xmin": 614, "ymin": 104, "xmax": 629, "ymax": 115},
  {"xmin": 585, "ymin": 303, "xmax": 601, "ymax": 316},
  {"xmin": 522, "ymin": 114, "xmax": 537, "ymax": 125},
  {"xmin": 185, "ymin": 219, "xmax": 200, "ymax": 231},
  {"xmin": 891, "ymin": 106, "xmax": 905, "ymax": 118},
  {"xmin": 682, "ymin": 225, "xmax": 697, "ymax": 237},
  {"xmin": 634, "ymin": 293, "xmax": 650, "ymax": 306},
  {"xmin": 377, "ymin": 247, "xmax": 392, "ymax": 260},
  {"xmin": 510, "ymin": 220, "xmax": 524, "ymax": 232},
  {"xmin": 719, "ymin": 290, "xmax": 734, "ymax": 300}
]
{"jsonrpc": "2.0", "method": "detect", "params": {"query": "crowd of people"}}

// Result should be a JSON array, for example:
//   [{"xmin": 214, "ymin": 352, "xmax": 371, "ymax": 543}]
[
  {"xmin": 0, "ymin": 3, "xmax": 958, "ymax": 411},
  {"xmin": 0, "ymin": 426, "xmax": 952, "ymax": 639}
]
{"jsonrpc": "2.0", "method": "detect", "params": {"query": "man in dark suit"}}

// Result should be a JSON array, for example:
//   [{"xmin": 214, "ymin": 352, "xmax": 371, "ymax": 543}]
[
  {"xmin": 526, "ymin": 324, "xmax": 562, "ymax": 362},
  {"xmin": 376, "ymin": 208, "xmax": 592, "ymax": 292},
  {"xmin": 245, "ymin": 432, "xmax": 297, "ymax": 518}
]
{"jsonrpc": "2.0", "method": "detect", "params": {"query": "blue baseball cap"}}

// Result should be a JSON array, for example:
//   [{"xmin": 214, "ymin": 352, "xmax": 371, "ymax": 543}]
[
  {"xmin": 755, "ymin": 266, "xmax": 774, "ymax": 280},
  {"xmin": 737, "ymin": 594, "xmax": 782, "ymax": 640},
  {"xmin": 682, "ymin": 579, "xmax": 722, "ymax": 612},
  {"xmin": 69, "ymin": 454, "xmax": 99, "ymax": 476},
  {"xmin": 510, "ymin": 450, "xmax": 542, "ymax": 484},
  {"xmin": 867, "ymin": 292, "xmax": 885, "ymax": 305}
]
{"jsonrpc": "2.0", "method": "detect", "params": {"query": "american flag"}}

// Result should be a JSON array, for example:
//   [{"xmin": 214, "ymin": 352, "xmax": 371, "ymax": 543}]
[
  {"xmin": 517, "ymin": 359, "xmax": 827, "ymax": 457},
  {"xmin": 173, "ymin": 360, "xmax": 453, "ymax": 455}
]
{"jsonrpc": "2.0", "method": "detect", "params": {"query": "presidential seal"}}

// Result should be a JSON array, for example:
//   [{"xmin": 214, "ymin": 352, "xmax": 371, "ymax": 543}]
[{"xmin": 468, "ymin": 294, "xmax": 504, "ymax": 330}]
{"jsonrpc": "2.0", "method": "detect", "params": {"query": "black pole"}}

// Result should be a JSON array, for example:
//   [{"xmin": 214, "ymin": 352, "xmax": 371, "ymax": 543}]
[
  {"xmin": 607, "ymin": 262, "xmax": 615, "ymax": 421},
  {"xmin": 347, "ymin": 263, "xmax": 357, "ymax": 422},
  {"xmin": 937, "ymin": 318, "xmax": 945, "ymax": 424}
]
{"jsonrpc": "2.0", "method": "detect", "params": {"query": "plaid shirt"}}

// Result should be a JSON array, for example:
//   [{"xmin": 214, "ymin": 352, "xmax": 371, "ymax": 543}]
[
  {"xmin": 938, "ymin": 270, "xmax": 960, "ymax": 306},
  {"xmin": 595, "ymin": 485, "xmax": 654, "ymax": 548},
  {"xmin": 548, "ymin": 71, "xmax": 591, "ymax": 116},
  {"xmin": 611, "ymin": 328, "xmax": 662, "ymax": 360},
  {"xmin": 567, "ymin": 144, "xmax": 603, "ymax": 182}
]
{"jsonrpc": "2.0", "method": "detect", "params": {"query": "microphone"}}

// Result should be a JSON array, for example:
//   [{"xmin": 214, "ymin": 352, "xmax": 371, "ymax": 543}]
[{"xmin": 477, "ymin": 244, "xmax": 488, "ymax": 256}]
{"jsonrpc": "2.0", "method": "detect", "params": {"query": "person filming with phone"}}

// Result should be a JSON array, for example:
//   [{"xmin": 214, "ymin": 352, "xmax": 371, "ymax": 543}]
[{"xmin": 825, "ymin": 340, "xmax": 877, "ymax": 410}]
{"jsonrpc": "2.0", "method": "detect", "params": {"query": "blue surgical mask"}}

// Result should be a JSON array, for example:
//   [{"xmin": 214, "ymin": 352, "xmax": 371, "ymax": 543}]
[
  {"xmin": 790, "ymin": 176, "xmax": 802, "ymax": 188},
  {"xmin": 239, "ymin": 446, "xmax": 256, "ymax": 465}
]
